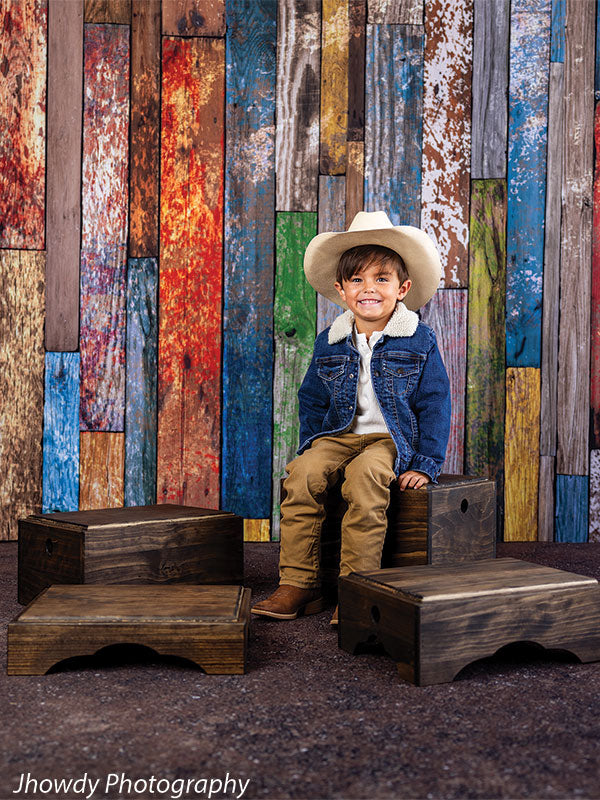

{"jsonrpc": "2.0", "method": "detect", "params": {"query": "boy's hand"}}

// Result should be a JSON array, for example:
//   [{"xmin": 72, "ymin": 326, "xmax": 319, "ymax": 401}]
[{"xmin": 398, "ymin": 470, "xmax": 430, "ymax": 491}]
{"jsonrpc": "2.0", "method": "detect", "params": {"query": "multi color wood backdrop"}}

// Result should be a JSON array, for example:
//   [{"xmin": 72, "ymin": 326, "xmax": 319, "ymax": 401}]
[{"xmin": 0, "ymin": 0, "xmax": 598, "ymax": 543}]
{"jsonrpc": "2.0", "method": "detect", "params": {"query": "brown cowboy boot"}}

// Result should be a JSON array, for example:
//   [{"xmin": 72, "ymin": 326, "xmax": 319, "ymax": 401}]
[{"xmin": 251, "ymin": 584, "xmax": 325, "ymax": 620}]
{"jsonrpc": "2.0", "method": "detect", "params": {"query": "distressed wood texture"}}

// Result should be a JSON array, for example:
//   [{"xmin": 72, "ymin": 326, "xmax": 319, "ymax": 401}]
[
  {"xmin": 367, "ymin": 0, "xmax": 422, "ymax": 24},
  {"xmin": 590, "ymin": 450, "xmax": 600, "ymax": 541},
  {"xmin": 125, "ymin": 258, "xmax": 158, "ymax": 507},
  {"xmin": 557, "ymin": 0, "xmax": 595, "ymax": 475},
  {"xmin": 471, "ymin": 0, "xmax": 509, "ymax": 180},
  {"xmin": 222, "ymin": 0, "xmax": 276, "ymax": 519},
  {"xmin": 79, "ymin": 433, "xmax": 125, "ymax": 511},
  {"xmin": 465, "ymin": 181, "xmax": 506, "ymax": 491},
  {"xmin": 346, "ymin": 141, "xmax": 364, "ymax": 227},
  {"xmin": 80, "ymin": 24, "xmax": 129, "ymax": 432},
  {"xmin": 320, "ymin": 0, "xmax": 348, "ymax": 175},
  {"xmin": 0, "ymin": 251, "xmax": 45, "ymax": 540},
  {"xmin": 538, "ymin": 455, "xmax": 555, "ymax": 542},
  {"xmin": 555, "ymin": 475, "xmax": 589, "ymax": 543},
  {"xmin": 46, "ymin": 0, "xmax": 83, "ymax": 352},
  {"xmin": 0, "ymin": 0, "xmax": 46, "ymax": 249},
  {"xmin": 317, "ymin": 175, "xmax": 346, "ymax": 333},
  {"xmin": 541, "ymin": 63, "xmax": 564, "ymax": 455},
  {"xmin": 506, "ymin": 0, "xmax": 550, "ymax": 367},
  {"xmin": 504, "ymin": 368, "xmax": 540, "ymax": 541},
  {"xmin": 129, "ymin": 0, "xmax": 160, "ymax": 258},
  {"xmin": 84, "ymin": 0, "xmax": 130, "ymax": 23},
  {"xmin": 420, "ymin": 290, "xmax": 467, "ymax": 475},
  {"xmin": 162, "ymin": 0, "xmax": 225, "ymax": 36},
  {"xmin": 276, "ymin": 0, "xmax": 320, "ymax": 212},
  {"xmin": 42, "ymin": 353, "xmax": 80, "ymax": 515},
  {"xmin": 272, "ymin": 213, "xmax": 317, "ymax": 540},
  {"xmin": 551, "ymin": 0, "xmax": 565, "ymax": 63},
  {"xmin": 593, "ymin": 103, "xmax": 600, "ymax": 448},
  {"xmin": 158, "ymin": 37, "xmax": 224, "ymax": 507},
  {"xmin": 421, "ymin": 0, "xmax": 472, "ymax": 287},
  {"xmin": 348, "ymin": 0, "xmax": 365, "ymax": 141},
  {"xmin": 244, "ymin": 519, "xmax": 271, "ymax": 542},
  {"xmin": 365, "ymin": 23, "xmax": 423, "ymax": 226}
]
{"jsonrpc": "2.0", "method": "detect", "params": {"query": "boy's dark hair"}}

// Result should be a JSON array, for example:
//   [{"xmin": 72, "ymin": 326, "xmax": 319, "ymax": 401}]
[{"xmin": 336, "ymin": 244, "xmax": 409, "ymax": 285}]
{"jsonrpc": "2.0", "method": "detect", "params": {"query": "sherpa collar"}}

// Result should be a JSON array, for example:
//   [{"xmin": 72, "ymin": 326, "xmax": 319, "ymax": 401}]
[{"xmin": 327, "ymin": 301, "xmax": 419, "ymax": 345}]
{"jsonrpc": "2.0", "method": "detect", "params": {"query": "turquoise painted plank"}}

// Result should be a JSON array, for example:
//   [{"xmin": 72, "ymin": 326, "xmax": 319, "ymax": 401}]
[
  {"xmin": 42, "ymin": 352, "xmax": 80, "ymax": 513},
  {"xmin": 317, "ymin": 175, "xmax": 345, "ymax": 333},
  {"xmin": 365, "ymin": 23, "xmax": 424, "ymax": 226},
  {"xmin": 222, "ymin": 0, "xmax": 277, "ymax": 518},
  {"xmin": 506, "ymin": 0, "xmax": 550, "ymax": 367},
  {"xmin": 125, "ymin": 258, "xmax": 158, "ymax": 507},
  {"xmin": 555, "ymin": 474, "xmax": 588, "ymax": 542},
  {"xmin": 551, "ymin": 0, "xmax": 565, "ymax": 63}
]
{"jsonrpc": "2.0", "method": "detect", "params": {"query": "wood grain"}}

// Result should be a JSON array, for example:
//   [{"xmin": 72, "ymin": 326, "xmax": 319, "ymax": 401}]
[
  {"xmin": 348, "ymin": 0, "xmax": 365, "ymax": 141},
  {"xmin": 504, "ymin": 368, "xmax": 540, "ymax": 541},
  {"xmin": 551, "ymin": 0, "xmax": 565, "ymax": 63},
  {"xmin": 0, "ymin": 251, "xmax": 45, "ymax": 541},
  {"xmin": 244, "ymin": 520, "xmax": 271, "ymax": 542},
  {"xmin": 42, "ymin": 353, "xmax": 80, "ymax": 515},
  {"xmin": 421, "ymin": 0, "xmax": 472, "ymax": 287},
  {"xmin": 364, "ymin": 23, "xmax": 423, "ymax": 226},
  {"xmin": 129, "ymin": 0, "xmax": 160, "ymax": 258},
  {"xmin": 420, "ymin": 290, "xmax": 467, "ymax": 475},
  {"xmin": 555, "ymin": 475, "xmax": 589, "ymax": 543},
  {"xmin": 538, "ymin": 455, "xmax": 555, "ymax": 542},
  {"xmin": 592, "ymin": 102, "xmax": 600, "ymax": 448},
  {"xmin": 320, "ymin": 0, "xmax": 348, "ymax": 174},
  {"xmin": 317, "ymin": 175, "xmax": 346, "ymax": 333},
  {"xmin": 346, "ymin": 141, "xmax": 364, "ymax": 228},
  {"xmin": 367, "ymin": 0, "xmax": 422, "ymax": 24},
  {"xmin": 79, "ymin": 433, "xmax": 125, "ymax": 511},
  {"xmin": 0, "ymin": 0, "xmax": 47, "ymax": 249},
  {"xmin": 80, "ymin": 24, "xmax": 130, "ymax": 432},
  {"xmin": 557, "ymin": 0, "xmax": 595, "ymax": 475},
  {"xmin": 84, "ymin": 0, "xmax": 130, "ymax": 23},
  {"xmin": 158, "ymin": 38, "xmax": 224, "ymax": 508},
  {"xmin": 162, "ymin": 0, "xmax": 225, "ymax": 37},
  {"xmin": 471, "ymin": 0, "xmax": 509, "ymax": 180},
  {"xmin": 46, "ymin": 0, "xmax": 83, "ymax": 351},
  {"xmin": 276, "ymin": 0, "xmax": 320, "ymax": 212},
  {"xmin": 506, "ymin": 0, "xmax": 550, "ymax": 367},
  {"xmin": 272, "ymin": 213, "xmax": 317, "ymax": 540}
]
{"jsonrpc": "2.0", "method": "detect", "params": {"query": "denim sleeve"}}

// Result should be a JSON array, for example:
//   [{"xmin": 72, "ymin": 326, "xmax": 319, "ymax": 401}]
[
  {"xmin": 297, "ymin": 350, "xmax": 330, "ymax": 447},
  {"xmin": 409, "ymin": 333, "xmax": 451, "ymax": 482}
]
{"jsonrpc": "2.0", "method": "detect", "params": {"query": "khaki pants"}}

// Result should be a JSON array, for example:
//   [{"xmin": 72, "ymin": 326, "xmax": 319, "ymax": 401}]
[{"xmin": 279, "ymin": 433, "xmax": 397, "ymax": 589}]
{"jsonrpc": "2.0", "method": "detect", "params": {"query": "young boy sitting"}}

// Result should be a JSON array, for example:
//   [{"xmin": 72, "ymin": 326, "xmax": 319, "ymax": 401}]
[{"xmin": 252, "ymin": 211, "xmax": 451, "ymax": 624}]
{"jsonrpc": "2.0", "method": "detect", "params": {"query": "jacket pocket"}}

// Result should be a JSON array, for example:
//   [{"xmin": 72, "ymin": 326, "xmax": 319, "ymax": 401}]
[
  {"xmin": 381, "ymin": 354, "xmax": 422, "ymax": 396},
  {"xmin": 317, "ymin": 356, "xmax": 347, "ymax": 382}
]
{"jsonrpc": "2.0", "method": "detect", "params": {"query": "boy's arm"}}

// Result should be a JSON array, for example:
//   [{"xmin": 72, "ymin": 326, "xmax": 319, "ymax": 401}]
[{"xmin": 297, "ymin": 353, "xmax": 330, "ymax": 447}]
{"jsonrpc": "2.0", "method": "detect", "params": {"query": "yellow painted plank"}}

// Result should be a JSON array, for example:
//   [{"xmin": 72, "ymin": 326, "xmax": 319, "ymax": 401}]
[
  {"xmin": 244, "ymin": 519, "xmax": 270, "ymax": 542},
  {"xmin": 319, "ymin": 0, "xmax": 348, "ymax": 175}
]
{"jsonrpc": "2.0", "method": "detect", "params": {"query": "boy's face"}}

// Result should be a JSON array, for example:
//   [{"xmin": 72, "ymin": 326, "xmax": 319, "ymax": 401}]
[{"xmin": 334, "ymin": 261, "xmax": 412, "ymax": 335}]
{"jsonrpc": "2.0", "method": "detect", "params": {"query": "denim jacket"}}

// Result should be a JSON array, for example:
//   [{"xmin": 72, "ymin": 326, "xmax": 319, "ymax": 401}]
[{"xmin": 297, "ymin": 302, "xmax": 451, "ymax": 482}]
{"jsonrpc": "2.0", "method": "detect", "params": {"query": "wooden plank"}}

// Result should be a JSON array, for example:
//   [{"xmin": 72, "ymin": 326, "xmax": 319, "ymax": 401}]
[
  {"xmin": 0, "ymin": 0, "xmax": 47, "ymax": 250},
  {"xmin": 590, "ymin": 450, "xmax": 600, "ymax": 542},
  {"xmin": 367, "ymin": 0, "xmax": 422, "ymax": 24},
  {"xmin": 420, "ymin": 289, "xmax": 467, "ymax": 476},
  {"xmin": 162, "ymin": 0, "xmax": 225, "ymax": 36},
  {"xmin": 320, "ymin": 0, "xmax": 348, "ymax": 175},
  {"xmin": 79, "ymin": 433, "xmax": 125, "ymax": 511},
  {"xmin": 471, "ymin": 0, "xmax": 509, "ymax": 180},
  {"xmin": 124, "ymin": 258, "xmax": 158, "ymax": 507},
  {"xmin": 555, "ymin": 475, "xmax": 589, "ymax": 543},
  {"xmin": 42, "ymin": 353, "xmax": 80, "ymax": 515},
  {"xmin": 551, "ymin": 0, "xmax": 565, "ymax": 63},
  {"xmin": 506, "ymin": 0, "xmax": 550, "ymax": 367},
  {"xmin": 365, "ymin": 23, "xmax": 423, "ymax": 226},
  {"xmin": 159, "ymin": 37, "xmax": 224, "ymax": 507},
  {"xmin": 593, "ymin": 101, "xmax": 600, "ymax": 447},
  {"xmin": 541, "ymin": 63, "xmax": 564, "ymax": 455},
  {"xmin": 80, "ymin": 24, "xmax": 130, "ymax": 432},
  {"xmin": 272, "ymin": 212, "xmax": 317, "ymax": 540},
  {"xmin": 222, "ymin": 0, "xmax": 276, "ymax": 519},
  {"xmin": 317, "ymin": 175, "xmax": 346, "ymax": 333},
  {"xmin": 504, "ymin": 368, "xmax": 540, "ymax": 541},
  {"xmin": 346, "ymin": 140, "xmax": 364, "ymax": 227},
  {"xmin": 348, "ymin": 0, "xmax": 365, "ymax": 142},
  {"xmin": 85, "ymin": 0, "xmax": 130, "ymax": 23},
  {"xmin": 465, "ymin": 180, "xmax": 506, "ymax": 490},
  {"xmin": 557, "ymin": 0, "xmax": 595, "ymax": 475},
  {"xmin": 46, "ymin": 0, "xmax": 83, "ymax": 352},
  {"xmin": 421, "ymin": 0, "xmax": 472, "ymax": 287},
  {"xmin": 0, "ymin": 251, "xmax": 45, "ymax": 540},
  {"xmin": 244, "ymin": 519, "xmax": 271, "ymax": 542},
  {"xmin": 275, "ymin": 0, "xmax": 320, "ymax": 212},
  {"xmin": 129, "ymin": 0, "xmax": 160, "ymax": 258},
  {"xmin": 538, "ymin": 455, "xmax": 555, "ymax": 542}
]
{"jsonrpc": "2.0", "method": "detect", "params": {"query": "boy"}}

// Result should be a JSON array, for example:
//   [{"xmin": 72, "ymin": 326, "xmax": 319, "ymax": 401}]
[{"xmin": 252, "ymin": 211, "xmax": 451, "ymax": 623}]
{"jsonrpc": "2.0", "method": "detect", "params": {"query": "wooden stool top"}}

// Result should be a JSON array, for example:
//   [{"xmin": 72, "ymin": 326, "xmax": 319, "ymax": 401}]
[{"xmin": 24, "ymin": 504, "xmax": 236, "ymax": 529}]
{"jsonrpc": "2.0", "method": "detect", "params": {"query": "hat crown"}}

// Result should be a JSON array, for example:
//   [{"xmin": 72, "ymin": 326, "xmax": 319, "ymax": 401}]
[{"xmin": 347, "ymin": 210, "xmax": 395, "ymax": 233}]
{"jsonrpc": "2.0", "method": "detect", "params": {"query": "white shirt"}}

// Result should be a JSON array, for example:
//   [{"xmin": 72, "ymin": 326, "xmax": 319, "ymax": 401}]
[{"xmin": 350, "ymin": 327, "xmax": 390, "ymax": 435}]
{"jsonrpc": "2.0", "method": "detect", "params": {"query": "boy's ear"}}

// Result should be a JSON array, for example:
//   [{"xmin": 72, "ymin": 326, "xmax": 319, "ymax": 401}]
[
  {"xmin": 398, "ymin": 278, "xmax": 412, "ymax": 299},
  {"xmin": 334, "ymin": 281, "xmax": 345, "ymax": 300}
]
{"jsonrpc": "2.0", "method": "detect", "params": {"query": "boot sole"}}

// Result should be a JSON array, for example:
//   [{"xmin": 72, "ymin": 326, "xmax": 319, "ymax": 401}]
[{"xmin": 251, "ymin": 596, "xmax": 326, "ymax": 620}]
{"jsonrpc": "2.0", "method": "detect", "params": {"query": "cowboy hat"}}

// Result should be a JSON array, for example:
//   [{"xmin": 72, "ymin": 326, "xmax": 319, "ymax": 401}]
[{"xmin": 303, "ymin": 210, "xmax": 442, "ymax": 311}]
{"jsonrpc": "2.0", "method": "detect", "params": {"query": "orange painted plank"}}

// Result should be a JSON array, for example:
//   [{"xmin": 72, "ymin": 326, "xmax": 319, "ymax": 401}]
[
  {"xmin": 79, "ymin": 432, "xmax": 124, "ymax": 510},
  {"xmin": 162, "ymin": 0, "xmax": 225, "ymax": 36}
]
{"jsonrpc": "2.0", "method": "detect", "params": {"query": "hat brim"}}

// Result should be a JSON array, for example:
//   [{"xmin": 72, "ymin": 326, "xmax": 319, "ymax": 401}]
[{"xmin": 303, "ymin": 225, "xmax": 442, "ymax": 311}]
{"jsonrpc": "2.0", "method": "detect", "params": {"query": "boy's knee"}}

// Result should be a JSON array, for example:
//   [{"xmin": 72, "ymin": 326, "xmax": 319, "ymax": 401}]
[{"xmin": 284, "ymin": 453, "xmax": 328, "ymax": 499}]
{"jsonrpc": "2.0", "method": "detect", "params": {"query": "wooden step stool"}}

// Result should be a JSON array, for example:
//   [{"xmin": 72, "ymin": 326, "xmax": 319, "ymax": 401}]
[
  {"xmin": 8, "ymin": 584, "xmax": 251, "ymax": 675},
  {"xmin": 338, "ymin": 558, "xmax": 600, "ymax": 686},
  {"xmin": 18, "ymin": 504, "xmax": 243, "ymax": 605}
]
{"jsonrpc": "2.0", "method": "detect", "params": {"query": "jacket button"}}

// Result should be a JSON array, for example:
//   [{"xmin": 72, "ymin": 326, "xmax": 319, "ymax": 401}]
[
  {"xmin": 349, "ymin": 373, "xmax": 354, "ymax": 378},
  {"xmin": 374, "ymin": 370, "xmax": 380, "ymax": 377}
]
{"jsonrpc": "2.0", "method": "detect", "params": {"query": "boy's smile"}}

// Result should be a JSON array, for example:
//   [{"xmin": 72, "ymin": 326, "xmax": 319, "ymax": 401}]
[{"xmin": 334, "ymin": 262, "xmax": 411, "ymax": 337}]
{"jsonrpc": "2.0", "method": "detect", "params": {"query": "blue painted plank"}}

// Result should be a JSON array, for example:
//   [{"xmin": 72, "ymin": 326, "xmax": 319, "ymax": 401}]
[
  {"xmin": 555, "ymin": 474, "xmax": 589, "ymax": 542},
  {"xmin": 551, "ymin": 0, "xmax": 565, "ymax": 62},
  {"xmin": 125, "ymin": 258, "xmax": 158, "ymax": 507},
  {"xmin": 364, "ymin": 23, "xmax": 423, "ymax": 226},
  {"xmin": 506, "ymin": 0, "xmax": 550, "ymax": 367},
  {"xmin": 222, "ymin": 0, "xmax": 277, "ymax": 519},
  {"xmin": 42, "ymin": 352, "xmax": 80, "ymax": 513},
  {"xmin": 317, "ymin": 175, "xmax": 345, "ymax": 333}
]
